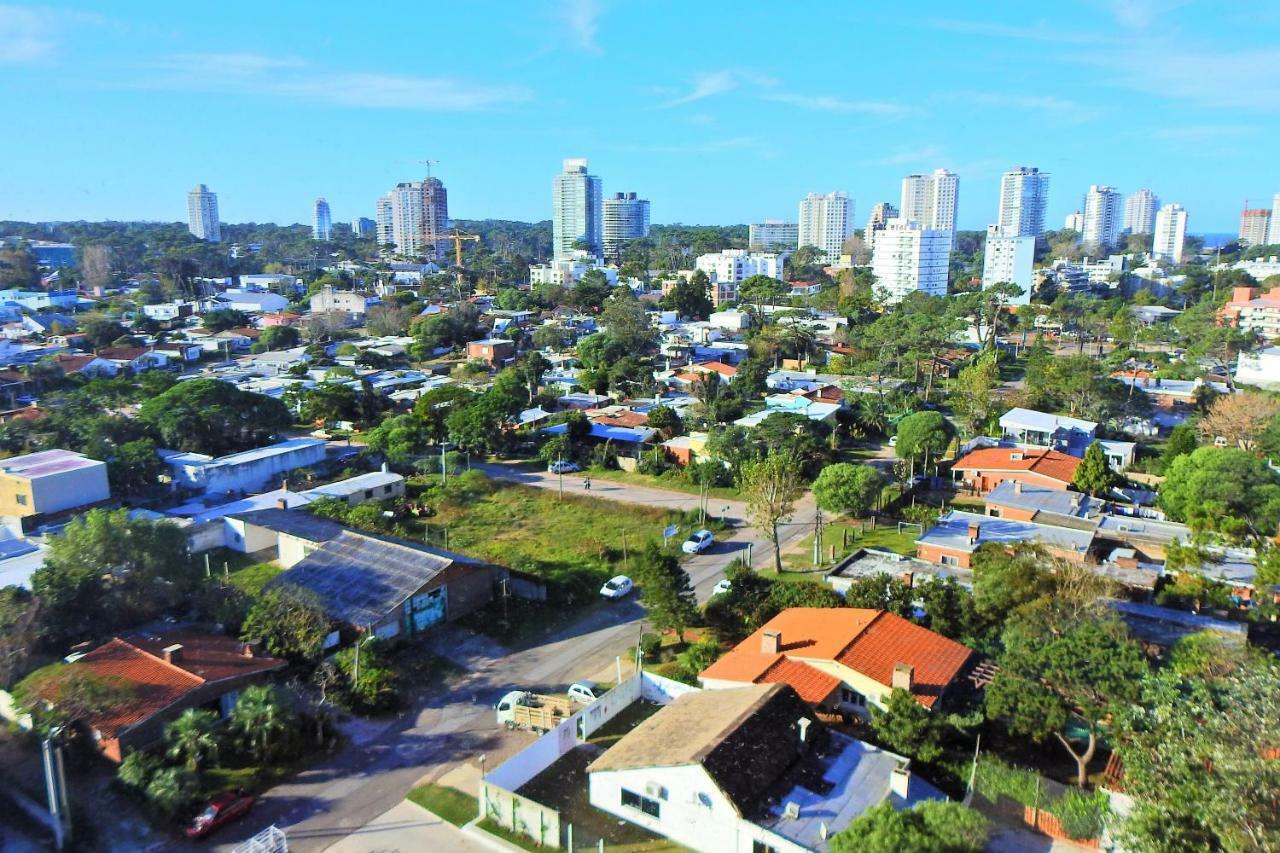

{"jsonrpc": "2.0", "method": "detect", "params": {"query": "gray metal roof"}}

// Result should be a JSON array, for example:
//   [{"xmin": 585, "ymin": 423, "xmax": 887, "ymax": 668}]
[
  {"xmin": 986, "ymin": 481, "xmax": 1104, "ymax": 527},
  {"xmin": 267, "ymin": 530, "xmax": 486, "ymax": 627},
  {"xmin": 916, "ymin": 510, "xmax": 1095, "ymax": 555},
  {"xmin": 229, "ymin": 508, "xmax": 345, "ymax": 543}
]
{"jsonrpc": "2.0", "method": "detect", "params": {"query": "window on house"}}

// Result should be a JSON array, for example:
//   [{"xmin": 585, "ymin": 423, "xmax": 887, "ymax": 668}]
[
  {"xmin": 384, "ymin": 485, "xmax": 393, "ymax": 494},
  {"xmin": 753, "ymin": 842, "xmax": 779, "ymax": 853},
  {"xmin": 841, "ymin": 687, "xmax": 865, "ymax": 707},
  {"xmin": 621, "ymin": 788, "xmax": 661, "ymax": 818},
  {"xmin": 940, "ymin": 554, "xmax": 959, "ymax": 567},
  {"xmin": 365, "ymin": 489, "xmax": 374, "ymax": 499},
  {"xmin": 15, "ymin": 494, "xmax": 27, "ymax": 506}
]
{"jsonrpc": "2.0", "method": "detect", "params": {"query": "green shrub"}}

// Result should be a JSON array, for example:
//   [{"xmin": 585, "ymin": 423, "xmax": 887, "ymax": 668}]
[
  {"xmin": 640, "ymin": 632, "xmax": 662, "ymax": 662},
  {"xmin": 1053, "ymin": 788, "xmax": 1108, "ymax": 840}
]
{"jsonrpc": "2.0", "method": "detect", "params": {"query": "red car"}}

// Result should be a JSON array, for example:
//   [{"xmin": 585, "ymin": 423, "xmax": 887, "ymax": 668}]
[{"xmin": 185, "ymin": 789, "xmax": 256, "ymax": 839}]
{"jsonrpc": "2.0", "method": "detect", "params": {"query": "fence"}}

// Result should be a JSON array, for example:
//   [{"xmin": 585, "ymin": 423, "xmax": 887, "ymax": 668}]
[
  {"xmin": 478, "ymin": 670, "xmax": 697, "ymax": 849},
  {"xmin": 969, "ymin": 757, "xmax": 1108, "ymax": 846}
]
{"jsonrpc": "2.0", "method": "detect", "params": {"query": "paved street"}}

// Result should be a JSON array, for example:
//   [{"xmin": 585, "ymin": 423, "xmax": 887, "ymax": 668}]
[{"xmin": 192, "ymin": 468, "xmax": 818, "ymax": 852}]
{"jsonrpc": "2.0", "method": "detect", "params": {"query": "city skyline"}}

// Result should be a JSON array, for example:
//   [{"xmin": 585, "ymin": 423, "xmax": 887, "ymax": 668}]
[{"xmin": 1, "ymin": 2, "xmax": 1277, "ymax": 231}]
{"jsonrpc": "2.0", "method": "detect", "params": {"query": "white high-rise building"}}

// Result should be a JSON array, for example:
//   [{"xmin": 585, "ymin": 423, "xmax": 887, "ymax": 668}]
[
  {"xmin": 1240, "ymin": 208, "xmax": 1272, "ymax": 247},
  {"xmin": 187, "ymin": 184, "xmax": 221, "ymax": 242},
  {"xmin": 312, "ymin": 197, "xmax": 332, "ymax": 241},
  {"xmin": 870, "ymin": 218, "xmax": 950, "ymax": 303},
  {"xmin": 864, "ymin": 202, "xmax": 898, "ymax": 251},
  {"xmin": 694, "ymin": 250, "xmax": 784, "ymax": 306},
  {"xmin": 798, "ymin": 191, "xmax": 852, "ymax": 260},
  {"xmin": 1064, "ymin": 211, "xmax": 1085, "ymax": 233},
  {"xmin": 997, "ymin": 167, "xmax": 1050, "ymax": 237},
  {"xmin": 1269, "ymin": 193, "xmax": 1280, "ymax": 245},
  {"xmin": 553, "ymin": 158, "xmax": 603, "ymax": 260},
  {"xmin": 1123, "ymin": 188, "xmax": 1159, "ymax": 236},
  {"xmin": 982, "ymin": 226, "xmax": 1035, "ymax": 305},
  {"xmin": 749, "ymin": 220, "xmax": 799, "ymax": 252},
  {"xmin": 602, "ymin": 192, "xmax": 650, "ymax": 261},
  {"xmin": 1082, "ymin": 185, "xmax": 1123, "ymax": 250},
  {"xmin": 378, "ymin": 178, "xmax": 449, "ymax": 256},
  {"xmin": 900, "ymin": 169, "xmax": 958, "ymax": 237},
  {"xmin": 1152, "ymin": 203, "xmax": 1188, "ymax": 264},
  {"xmin": 375, "ymin": 197, "xmax": 394, "ymax": 247}
]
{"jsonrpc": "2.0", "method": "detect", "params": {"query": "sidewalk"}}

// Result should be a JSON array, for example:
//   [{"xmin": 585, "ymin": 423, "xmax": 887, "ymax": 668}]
[{"xmin": 325, "ymin": 800, "xmax": 488, "ymax": 853}]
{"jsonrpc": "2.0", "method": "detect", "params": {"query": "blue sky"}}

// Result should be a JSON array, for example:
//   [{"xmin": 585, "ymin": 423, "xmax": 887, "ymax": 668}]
[{"xmin": 2, "ymin": 0, "xmax": 1277, "ymax": 231}]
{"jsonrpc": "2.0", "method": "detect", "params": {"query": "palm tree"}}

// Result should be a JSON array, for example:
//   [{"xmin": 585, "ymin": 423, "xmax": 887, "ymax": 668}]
[
  {"xmin": 232, "ymin": 685, "xmax": 294, "ymax": 762},
  {"xmin": 165, "ymin": 708, "xmax": 220, "ymax": 771}
]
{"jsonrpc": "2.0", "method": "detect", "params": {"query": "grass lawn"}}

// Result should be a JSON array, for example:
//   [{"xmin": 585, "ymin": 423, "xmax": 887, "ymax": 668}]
[
  {"xmin": 778, "ymin": 517, "xmax": 920, "ymax": 572},
  {"xmin": 476, "ymin": 818, "xmax": 545, "ymax": 851},
  {"xmin": 225, "ymin": 561, "xmax": 283, "ymax": 597},
  {"xmin": 586, "ymin": 466, "xmax": 741, "ymax": 501},
  {"xmin": 405, "ymin": 473, "xmax": 688, "ymax": 601},
  {"xmin": 407, "ymin": 783, "xmax": 478, "ymax": 827}
]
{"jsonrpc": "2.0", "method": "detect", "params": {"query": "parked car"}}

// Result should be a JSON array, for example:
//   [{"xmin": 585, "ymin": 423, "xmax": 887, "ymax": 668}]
[
  {"xmin": 549, "ymin": 460, "xmax": 580, "ymax": 473},
  {"xmin": 888, "ymin": 435, "xmax": 898, "ymax": 447},
  {"xmin": 600, "ymin": 575, "xmax": 633, "ymax": 599},
  {"xmin": 711, "ymin": 579, "xmax": 732, "ymax": 597},
  {"xmin": 567, "ymin": 680, "xmax": 602, "ymax": 704},
  {"xmin": 185, "ymin": 790, "xmax": 256, "ymax": 839},
  {"xmin": 681, "ymin": 529, "xmax": 715, "ymax": 554}
]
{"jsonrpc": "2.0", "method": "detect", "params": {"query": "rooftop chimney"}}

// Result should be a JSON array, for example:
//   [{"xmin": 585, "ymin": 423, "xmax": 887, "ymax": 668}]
[
  {"xmin": 240, "ymin": 640, "xmax": 258, "ymax": 658},
  {"xmin": 276, "ymin": 497, "xmax": 289, "ymax": 510},
  {"xmin": 892, "ymin": 662, "xmax": 915, "ymax": 692},
  {"xmin": 966, "ymin": 522, "xmax": 981, "ymax": 545},
  {"xmin": 797, "ymin": 717, "xmax": 811, "ymax": 744},
  {"xmin": 890, "ymin": 765, "xmax": 912, "ymax": 800},
  {"xmin": 162, "ymin": 643, "xmax": 183, "ymax": 665},
  {"xmin": 1013, "ymin": 481, "xmax": 1022, "ymax": 494},
  {"xmin": 762, "ymin": 629, "xmax": 782, "ymax": 655}
]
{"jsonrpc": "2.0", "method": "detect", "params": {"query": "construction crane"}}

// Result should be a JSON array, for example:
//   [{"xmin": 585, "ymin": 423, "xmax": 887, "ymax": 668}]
[
  {"xmin": 415, "ymin": 159, "xmax": 439, "ymax": 179},
  {"xmin": 421, "ymin": 228, "xmax": 481, "ymax": 268}
]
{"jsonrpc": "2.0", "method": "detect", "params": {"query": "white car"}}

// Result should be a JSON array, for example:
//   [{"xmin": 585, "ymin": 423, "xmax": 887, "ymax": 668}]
[
  {"xmin": 681, "ymin": 529, "xmax": 715, "ymax": 554},
  {"xmin": 711, "ymin": 579, "xmax": 732, "ymax": 597},
  {"xmin": 600, "ymin": 575, "xmax": 633, "ymax": 599},
  {"xmin": 888, "ymin": 435, "xmax": 898, "ymax": 447},
  {"xmin": 549, "ymin": 460, "xmax": 580, "ymax": 474},
  {"xmin": 567, "ymin": 681, "xmax": 602, "ymax": 704}
]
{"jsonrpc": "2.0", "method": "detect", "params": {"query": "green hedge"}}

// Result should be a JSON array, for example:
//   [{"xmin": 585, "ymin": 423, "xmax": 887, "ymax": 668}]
[{"xmin": 973, "ymin": 758, "xmax": 1108, "ymax": 841}]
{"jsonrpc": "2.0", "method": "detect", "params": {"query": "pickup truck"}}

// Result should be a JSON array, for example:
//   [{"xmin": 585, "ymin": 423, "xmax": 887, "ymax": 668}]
[{"xmin": 495, "ymin": 690, "xmax": 576, "ymax": 732}]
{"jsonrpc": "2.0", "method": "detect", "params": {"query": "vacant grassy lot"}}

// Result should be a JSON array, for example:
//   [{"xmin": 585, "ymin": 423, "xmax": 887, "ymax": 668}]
[
  {"xmin": 586, "ymin": 466, "xmax": 741, "ymax": 501},
  {"xmin": 779, "ymin": 517, "xmax": 920, "ymax": 572},
  {"xmin": 407, "ymin": 783, "xmax": 478, "ymax": 827},
  {"xmin": 405, "ymin": 472, "xmax": 687, "ymax": 602}
]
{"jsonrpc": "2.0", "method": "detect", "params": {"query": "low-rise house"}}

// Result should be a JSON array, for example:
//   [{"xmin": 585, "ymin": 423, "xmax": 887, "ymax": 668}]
[
  {"xmin": 163, "ymin": 437, "xmax": 328, "ymax": 495},
  {"xmin": 53, "ymin": 353, "xmax": 117, "ymax": 378},
  {"xmin": 1219, "ymin": 285, "xmax": 1280, "ymax": 340},
  {"xmin": 1236, "ymin": 346, "xmax": 1280, "ymax": 390},
  {"xmin": 141, "ymin": 301, "xmax": 197, "ymax": 322},
  {"xmin": 152, "ymin": 341, "xmax": 204, "ymax": 363},
  {"xmin": 466, "ymin": 338, "xmax": 515, "ymax": 367},
  {"xmin": 309, "ymin": 286, "xmax": 379, "ymax": 319},
  {"xmin": 983, "ymin": 480, "xmax": 1104, "ymax": 526},
  {"xmin": 661, "ymin": 431, "xmax": 709, "ymax": 466},
  {"xmin": 950, "ymin": 446, "xmax": 1080, "ymax": 494},
  {"xmin": 42, "ymin": 630, "xmax": 284, "ymax": 762},
  {"xmin": 558, "ymin": 392, "xmax": 612, "ymax": 410},
  {"xmin": 915, "ymin": 509, "xmax": 1094, "ymax": 568},
  {"xmin": 686, "ymin": 360, "xmax": 737, "ymax": 383},
  {"xmin": 588, "ymin": 683, "xmax": 945, "ymax": 853},
  {"xmin": 22, "ymin": 313, "xmax": 76, "ymax": 336},
  {"xmin": 999, "ymin": 407, "xmax": 1098, "ymax": 453},
  {"xmin": 699, "ymin": 607, "xmax": 976, "ymax": 716},
  {"xmin": 96, "ymin": 346, "xmax": 170, "ymax": 374},
  {"xmin": 825, "ymin": 547, "xmax": 972, "ymax": 594},
  {"xmin": 213, "ymin": 289, "xmax": 290, "ymax": 314},
  {"xmin": 0, "ymin": 449, "xmax": 110, "ymax": 527},
  {"xmin": 304, "ymin": 470, "xmax": 405, "ymax": 506},
  {"xmin": 263, "ymin": 524, "xmax": 496, "ymax": 641}
]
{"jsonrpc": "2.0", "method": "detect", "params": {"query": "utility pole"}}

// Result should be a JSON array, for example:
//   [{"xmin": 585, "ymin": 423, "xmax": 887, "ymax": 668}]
[
  {"xmin": 812, "ymin": 507, "xmax": 823, "ymax": 567},
  {"xmin": 42, "ymin": 731, "xmax": 70, "ymax": 849}
]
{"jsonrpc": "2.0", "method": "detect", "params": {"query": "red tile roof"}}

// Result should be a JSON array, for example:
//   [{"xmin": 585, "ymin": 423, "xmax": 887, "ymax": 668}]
[
  {"xmin": 700, "ymin": 608, "xmax": 973, "ymax": 709},
  {"xmin": 757, "ymin": 658, "xmax": 842, "ymax": 704},
  {"xmin": 692, "ymin": 361, "xmax": 738, "ymax": 377},
  {"xmin": 837, "ymin": 612, "xmax": 975, "ymax": 708},
  {"xmin": 951, "ymin": 447, "xmax": 1080, "ymax": 484},
  {"xmin": 63, "ymin": 632, "xmax": 285, "ymax": 737}
]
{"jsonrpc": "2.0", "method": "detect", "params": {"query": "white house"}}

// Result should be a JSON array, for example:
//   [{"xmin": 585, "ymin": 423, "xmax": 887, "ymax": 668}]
[
  {"xmin": 162, "ymin": 438, "xmax": 328, "ymax": 495},
  {"xmin": 309, "ymin": 286, "xmax": 379, "ymax": 318},
  {"xmin": 213, "ymin": 290, "xmax": 290, "ymax": 314},
  {"xmin": 1236, "ymin": 347, "xmax": 1280, "ymax": 390},
  {"xmin": 588, "ymin": 683, "xmax": 944, "ymax": 853}
]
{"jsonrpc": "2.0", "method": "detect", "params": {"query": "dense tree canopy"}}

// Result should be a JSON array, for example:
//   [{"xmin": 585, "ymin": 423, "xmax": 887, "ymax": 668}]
[{"xmin": 138, "ymin": 378, "xmax": 292, "ymax": 456}]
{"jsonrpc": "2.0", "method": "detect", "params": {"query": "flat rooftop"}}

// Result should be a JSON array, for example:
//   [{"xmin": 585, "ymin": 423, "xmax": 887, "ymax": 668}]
[
  {"xmin": 0, "ymin": 449, "xmax": 103, "ymax": 479},
  {"xmin": 168, "ymin": 437, "xmax": 327, "ymax": 469}
]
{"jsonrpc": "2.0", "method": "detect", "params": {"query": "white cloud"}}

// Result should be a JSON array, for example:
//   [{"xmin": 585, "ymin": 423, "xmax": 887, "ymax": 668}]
[
  {"xmin": 560, "ymin": 0, "xmax": 603, "ymax": 54},
  {"xmin": 1079, "ymin": 44, "xmax": 1280, "ymax": 110},
  {"xmin": 1095, "ymin": 0, "xmax": 1192, "ymax": 30},
  {"xmin": 0, "ymin": 4, "xmax": 101, "ymax": 65},
  {"xmin": 859, "ymin": 145, "xmax": 946, "ymax": 167},
  {"xmin": 142, "ymin": 52, "xmax": 530, "ymax": 111},
  {"xmin": 764, "ymin": 93, "xmax": 911, "ymax": 117},
  {"xmin": 662, "ymin": 70, "xmax": 740, "ymax": 107}
]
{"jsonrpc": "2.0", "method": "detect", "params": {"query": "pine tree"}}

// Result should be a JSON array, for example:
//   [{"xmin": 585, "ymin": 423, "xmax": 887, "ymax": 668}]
[
  {"xmin": 634, "ymin": 542, "xmax": 697, "ymax": 642},
  {"xmin": 1071, "ymin": 441, "xmax": 1118, "ymax": 497}
]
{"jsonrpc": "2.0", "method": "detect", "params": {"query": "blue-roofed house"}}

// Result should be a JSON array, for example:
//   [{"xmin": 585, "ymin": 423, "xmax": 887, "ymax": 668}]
[{"xmin": 916, "ymin": 510, "xmax": 1095, "ymax": 569}]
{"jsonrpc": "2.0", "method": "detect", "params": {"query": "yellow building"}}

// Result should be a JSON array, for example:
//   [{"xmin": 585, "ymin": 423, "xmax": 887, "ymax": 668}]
[{"xmin": 0, "ymin": 449, "xmax": 110, "ymax": 520}]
